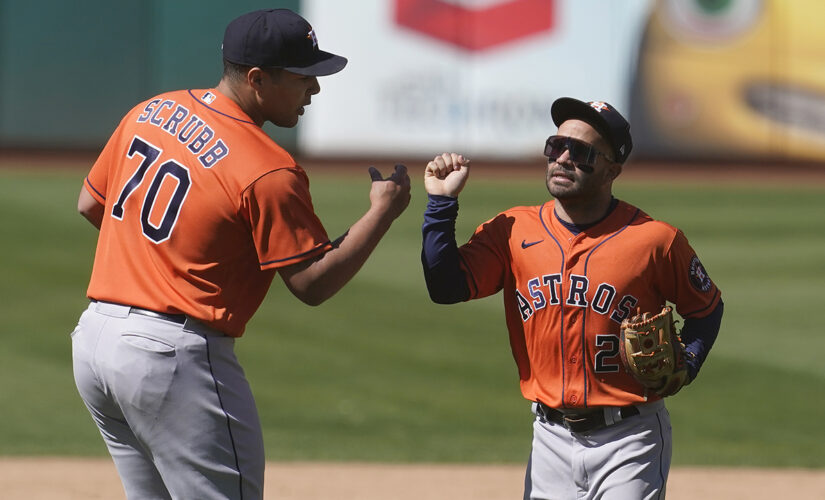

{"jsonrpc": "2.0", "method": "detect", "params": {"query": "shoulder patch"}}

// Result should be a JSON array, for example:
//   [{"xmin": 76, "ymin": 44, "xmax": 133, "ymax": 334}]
[{"xmin": 688, "ymin": 255, "xmax": 712, "ymax": 292}]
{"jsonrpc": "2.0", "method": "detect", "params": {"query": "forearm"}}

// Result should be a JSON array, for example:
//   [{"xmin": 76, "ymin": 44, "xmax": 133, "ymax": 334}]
[
  {"xmin": 682, "ymin": 299, "xmax": 724, "ymax": 381},
  {"xmin": 280, "ymin": 164, "xmax": 410, "ymax": 306},
  {"xmin": 282, "ymin": 206, "xmax": 396, "ymax": 305},
  {"xmin": 421, "ymin": 194, "xmax": 469, "ymax": 303}
]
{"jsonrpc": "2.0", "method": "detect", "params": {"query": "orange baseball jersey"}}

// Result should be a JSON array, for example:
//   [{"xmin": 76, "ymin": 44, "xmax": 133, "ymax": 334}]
[
  {"xmin": 83, "ymin": 89, "xmax": 332, "ymax": 336},
  {"xmin": 457, "ymin": 199, "xmax": 721, "ymax": 408}
]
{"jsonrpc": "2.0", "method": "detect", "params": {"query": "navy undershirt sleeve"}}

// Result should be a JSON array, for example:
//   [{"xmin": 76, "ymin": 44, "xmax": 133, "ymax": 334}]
[
  {"xmin": 421, "ymin": 194, "xmax": 470, "ymax": 304},
  {"xmin": 681, "ymin": 299, "xmax": 724, "ymax": 381}
]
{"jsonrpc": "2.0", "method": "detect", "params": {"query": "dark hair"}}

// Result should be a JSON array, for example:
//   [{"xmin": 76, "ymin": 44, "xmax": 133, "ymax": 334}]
[{"xmin": 221, "ymin": 59, "xmax": 283, "ymax": 83}]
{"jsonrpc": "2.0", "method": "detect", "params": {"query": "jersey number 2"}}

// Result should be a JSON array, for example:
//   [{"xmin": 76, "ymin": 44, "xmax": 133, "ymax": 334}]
[
  {"xmin": 112, "ymin": 136, "xmax": 191, "ymax": 243},
  {"xmin": 595, "ymin": 334, "xmax": 621, "ymax": 373}
]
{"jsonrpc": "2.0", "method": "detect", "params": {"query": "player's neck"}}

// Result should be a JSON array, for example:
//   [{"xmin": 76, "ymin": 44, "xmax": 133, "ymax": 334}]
[
  {"xmin": 554, "ymin": 194, "xmax": 614, "ymax": 226},
  {"xmin": 215, "ymin": 80, "xmax": 264, "ymax": 127}
]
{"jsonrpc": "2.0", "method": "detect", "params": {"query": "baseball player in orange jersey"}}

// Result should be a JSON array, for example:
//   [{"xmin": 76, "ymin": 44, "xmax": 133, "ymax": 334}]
[
  {"xmin": 72, "ymin": 9, "xmax": 410, "ymax": 499},
  {"xmin": 421, "ymin": 98, "xmax": 723, "ymax": 499}
]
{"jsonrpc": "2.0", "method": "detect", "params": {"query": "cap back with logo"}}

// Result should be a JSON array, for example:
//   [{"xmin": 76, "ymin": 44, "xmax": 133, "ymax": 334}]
[{"xmin": 222, "ymin": 9, "xmax": 347, "ymax": 76}]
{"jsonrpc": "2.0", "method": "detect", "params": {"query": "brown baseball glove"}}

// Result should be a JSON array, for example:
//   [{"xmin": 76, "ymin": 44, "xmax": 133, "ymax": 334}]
[{"xmin": 619, "ymin": 306, "xmax": 691, "ymax": 397}]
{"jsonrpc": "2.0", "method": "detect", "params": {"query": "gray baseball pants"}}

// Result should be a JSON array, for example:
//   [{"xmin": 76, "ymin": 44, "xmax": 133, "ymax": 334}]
[
  {"xmin": 523, "ymin": 400, "xmax": 670, "ymax": 500},
  {"xmin": 71, "ymin": 301, "xmax": 264, "ymax": 499}
]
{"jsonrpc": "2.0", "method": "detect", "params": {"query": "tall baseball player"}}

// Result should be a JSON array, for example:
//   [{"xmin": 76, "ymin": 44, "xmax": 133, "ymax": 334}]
[
  {"xmin": 421, "ymin": 98, "xmax": 723, "ymax": 499},
  {"xmin": 72, "ymin": 9, "xmax": 410, "ymax": 499}
]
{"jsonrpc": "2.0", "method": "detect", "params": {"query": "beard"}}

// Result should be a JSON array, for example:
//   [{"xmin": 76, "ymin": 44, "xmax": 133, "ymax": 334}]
[{"xmin": 546, "ymin": 166, "xmax": 595, "ymax": 200}]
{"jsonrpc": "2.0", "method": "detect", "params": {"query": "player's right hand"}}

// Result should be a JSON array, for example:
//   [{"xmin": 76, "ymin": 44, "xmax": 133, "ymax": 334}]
[
  {"xmin": 368, "ymin": 164, "xmax": 411, "ymax": 220},
  {"xmin": 424, "ymin": 153, "xmax": 470, "ymax": 198}
]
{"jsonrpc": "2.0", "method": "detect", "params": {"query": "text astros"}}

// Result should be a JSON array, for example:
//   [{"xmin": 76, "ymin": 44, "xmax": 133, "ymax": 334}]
[{"xmin": 516, "ymin": 273, "xmax": 638, "ymax": 323}]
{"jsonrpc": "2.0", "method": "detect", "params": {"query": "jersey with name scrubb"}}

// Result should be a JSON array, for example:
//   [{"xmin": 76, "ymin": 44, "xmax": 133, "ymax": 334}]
[
  {"xmin": 457, "ymin": 200, "xmax": 720, "ymax": 408},
  {"xmin": 84, "ymin": 89, "xmax": 331, "ymax": 336}
]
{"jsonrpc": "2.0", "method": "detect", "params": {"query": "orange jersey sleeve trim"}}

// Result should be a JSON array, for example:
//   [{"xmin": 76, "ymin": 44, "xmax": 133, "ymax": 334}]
[
  {"xmin": 84, "ymin": 176, "xmax": 106, "ymax": 204},
  {"xmin": 260, "ymin": 241, "xmax": 333, "ymax": 267}
]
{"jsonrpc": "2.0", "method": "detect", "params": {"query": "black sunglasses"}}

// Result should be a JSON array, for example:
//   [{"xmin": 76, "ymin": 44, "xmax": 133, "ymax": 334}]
[{"xmin": 544, "ymin": 135, "xmax": 614, "ymax": 168}]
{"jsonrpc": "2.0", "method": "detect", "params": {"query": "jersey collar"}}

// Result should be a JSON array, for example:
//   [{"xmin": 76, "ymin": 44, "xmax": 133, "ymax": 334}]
[{"xmin": 188, "ymin": 89, "xmax": 257, "ymax": 125}]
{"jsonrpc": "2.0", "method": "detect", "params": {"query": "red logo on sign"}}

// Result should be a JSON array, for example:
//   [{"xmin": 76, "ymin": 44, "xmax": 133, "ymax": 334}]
[{"xmin": 395, "ymin": 0, "xmax": 555, "ymax": 51}]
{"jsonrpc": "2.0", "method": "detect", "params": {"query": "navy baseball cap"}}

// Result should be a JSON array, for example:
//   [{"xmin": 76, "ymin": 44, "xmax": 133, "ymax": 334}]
[
  {"xmin": 222, "ymin": 9, "xmax": 347, "ymax": 76},
  {"xmin": 551, "ymin": 97, "xmax": 633, "ymax": 164}
]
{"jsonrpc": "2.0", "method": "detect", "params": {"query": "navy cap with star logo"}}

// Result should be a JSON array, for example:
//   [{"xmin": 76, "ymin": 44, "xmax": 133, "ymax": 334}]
[
  {"xmin": 551, "ymin": 97, "xmax": 633, "ymax": 164},
  {"xmin": 222, "ymin": 9, "xmax": 347, "ymax": 76}
]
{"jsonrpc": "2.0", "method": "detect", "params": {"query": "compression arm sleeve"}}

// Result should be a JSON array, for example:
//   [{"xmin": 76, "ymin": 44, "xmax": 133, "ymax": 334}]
[
  {"xmin": 681, "ymin": 299, "xmax": 724, "ymax": 381},
  {"xmin": 421, "ymin": 194, "xmax": 470, "ymax": 304}
]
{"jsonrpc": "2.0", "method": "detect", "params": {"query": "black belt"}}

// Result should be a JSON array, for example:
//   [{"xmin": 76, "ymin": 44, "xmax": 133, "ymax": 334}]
[
  {"xmin": 536, "ymin": 402, "xmax": 640, "ymax": 434},
  {"xmin": 92, "ymin": 300, "xmax": 187, "ymax": 325},
  {"xmin": 129, "ymin": 307, "xmax": 187, "ymax": 325}
]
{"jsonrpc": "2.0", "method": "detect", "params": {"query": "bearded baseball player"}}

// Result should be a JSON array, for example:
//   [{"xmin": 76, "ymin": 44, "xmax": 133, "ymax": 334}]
[
  {"xmin": 72, "ymin": 9, "xmax": 410, "ymax": 499},
  {"xmin": 421, "ymin": 98, "xmax": 723, "ymax": 499}
]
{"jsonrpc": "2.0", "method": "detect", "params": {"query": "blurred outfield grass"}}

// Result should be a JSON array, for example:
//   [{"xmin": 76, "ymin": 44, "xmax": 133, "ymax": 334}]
[{"xmin": 0, "ymin": 165, "xmax": 823, "ymax": 467}]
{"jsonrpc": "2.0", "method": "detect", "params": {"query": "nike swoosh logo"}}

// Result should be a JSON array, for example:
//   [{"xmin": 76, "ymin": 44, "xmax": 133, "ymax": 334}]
[{"xmin": 521, "ymin": 239, "xmax": 544, "ymax": 249}]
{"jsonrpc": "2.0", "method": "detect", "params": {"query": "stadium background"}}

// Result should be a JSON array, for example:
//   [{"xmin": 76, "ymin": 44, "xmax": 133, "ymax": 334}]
[{"xmin": 1, "ymin": 0, "xmax": 823, "ymax": 498}]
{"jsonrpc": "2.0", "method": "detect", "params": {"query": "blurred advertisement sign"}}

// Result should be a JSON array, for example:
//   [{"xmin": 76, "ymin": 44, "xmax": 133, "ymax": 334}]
[
  {"xmin": 300, "ymin": 0, "xmax": 825, "ymax": 162},
  {"xmin": 631, "ymin": 0, "xmax": 825, "ymax": 162},
  {"xmin": 300, "ymin": 0, "xmax": 649, "ymax": 159},
  {"xmin": 394, "ymin": 0, "xmax": 554, "ymax": 51}
]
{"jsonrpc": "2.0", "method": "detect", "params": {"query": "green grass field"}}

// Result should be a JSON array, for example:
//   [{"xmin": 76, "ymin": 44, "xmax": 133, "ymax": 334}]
[{"xmin": 1, "ymin": 165, "xmax": 823, "ymax": 468}]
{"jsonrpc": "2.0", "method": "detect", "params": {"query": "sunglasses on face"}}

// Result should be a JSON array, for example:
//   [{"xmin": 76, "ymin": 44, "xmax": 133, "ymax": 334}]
[{"xmin": 544, "ymin": 135, "xmax": 613, "ymax": 168}]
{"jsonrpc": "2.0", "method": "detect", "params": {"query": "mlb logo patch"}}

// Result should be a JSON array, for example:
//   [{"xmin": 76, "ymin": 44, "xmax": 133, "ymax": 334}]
[{"xmin": 201, "ymin": 92, "xmax": 217, "ymax": 104}]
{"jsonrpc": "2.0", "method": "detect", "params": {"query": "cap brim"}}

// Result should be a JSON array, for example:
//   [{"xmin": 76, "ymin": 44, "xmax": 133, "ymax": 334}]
[
  {"xmin": 284, "ymin": 51, "xmax": 348, "ymax": 76},
  {"xmin": 551, "ymin": 97, "xmax": 603, "ymax": 130}
]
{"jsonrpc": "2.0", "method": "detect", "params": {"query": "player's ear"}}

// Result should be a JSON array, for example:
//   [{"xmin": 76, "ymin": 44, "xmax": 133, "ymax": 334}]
[{"xmin": 247, "ymin": 67, "xmax": 265, "ymax": 91}]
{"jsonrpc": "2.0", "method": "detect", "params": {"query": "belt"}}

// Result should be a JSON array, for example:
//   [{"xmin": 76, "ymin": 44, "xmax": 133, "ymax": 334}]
[
  {"xmin": 536, "ymin": 402, "xmax": 640, "ymax": 434},
  {"xmin": 129, "ymin": 307, "xmax": 187, "ymax": 325},
  {"xmin": 91, "ymin": 300, "xmax": 187, "ymax": 325}
]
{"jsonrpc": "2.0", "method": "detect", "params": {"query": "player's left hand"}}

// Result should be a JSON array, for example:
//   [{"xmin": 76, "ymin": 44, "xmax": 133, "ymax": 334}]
[
  {"xmin": 619, "ymin": 306, "xmax": 691, "ymax": 397},
  {"xmin": 424, "ymin": 153, "xmax": 470, "ymax": 198}
]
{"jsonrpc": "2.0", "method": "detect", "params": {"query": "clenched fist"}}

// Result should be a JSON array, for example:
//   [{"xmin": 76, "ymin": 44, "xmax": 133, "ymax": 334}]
[{"xmin": 424, "ymin": 153, "xmax": 470, "ymax": 198}]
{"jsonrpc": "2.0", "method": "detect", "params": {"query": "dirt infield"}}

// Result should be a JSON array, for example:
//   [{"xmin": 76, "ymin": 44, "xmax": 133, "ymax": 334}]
[{"xmin": 2, "ymin": 458, "xmax": 824, "ymax": 499}]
